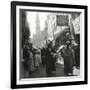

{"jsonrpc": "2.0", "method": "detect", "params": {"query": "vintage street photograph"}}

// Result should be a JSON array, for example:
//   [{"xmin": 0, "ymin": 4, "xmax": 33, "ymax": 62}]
[{"xmin": 20, "ymin": 10, "xmax": 81, "ymax": 79}]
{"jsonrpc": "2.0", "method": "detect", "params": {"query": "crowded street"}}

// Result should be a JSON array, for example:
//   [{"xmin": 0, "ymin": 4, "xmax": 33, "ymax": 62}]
[
  {"xmin": 20, "ymin": 10, "xmax": 80, "ymax": 79},
  {"xmin": 21, "ymin": 57, "xmax": 80, "ymax": 78},
  {"xmin": 21, "ymin": 61, "xmax": 65, "ymax": 78}
]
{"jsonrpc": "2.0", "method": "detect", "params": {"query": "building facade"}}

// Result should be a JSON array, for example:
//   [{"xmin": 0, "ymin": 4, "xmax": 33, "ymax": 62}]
[{"xmin": 46, "ymin": 12, "xmax": 81, "ymax": 49}]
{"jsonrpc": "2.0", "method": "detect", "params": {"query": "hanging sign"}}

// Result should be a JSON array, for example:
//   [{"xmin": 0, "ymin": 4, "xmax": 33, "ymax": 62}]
[{"xmin": 56, "ymin": 15, "xmax": 69, "ymax": 26}]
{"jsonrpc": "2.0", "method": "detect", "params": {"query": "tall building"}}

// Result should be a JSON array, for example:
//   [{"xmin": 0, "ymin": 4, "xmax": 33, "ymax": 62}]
[
  {"xmin": 40, "ymin": 21, "xmax": 48, "ymax": 47},
  {"xmin": 32, "ymin": 14, "xmax": 42, "ymax": 48},
  {"xmin": 36, "ymin": 14, "xmax": 41, "ymax": 34},
  {"xmin": 20, "ymin": 10, "xmax": 30, "ymax": 48}
]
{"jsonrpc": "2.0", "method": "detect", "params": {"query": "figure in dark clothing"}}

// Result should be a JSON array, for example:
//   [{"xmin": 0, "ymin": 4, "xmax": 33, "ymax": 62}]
[
  {"xmin": 61, "ymin": 41, "xmax": 73, "ymax": 76},
  {"xmin": 75, "ymin": 46, "xmax": 80, "ymax": 68},
  {"xmin": 23, "ymin": 45, "xmax": 30, "ymax": 71},
  {"xmin": 45, "ymin": 42, "xmax": 56, "ymax": 77},
  {"xmin": 41, "ymin": 47, "xmax": 46, "ymax": 66}
]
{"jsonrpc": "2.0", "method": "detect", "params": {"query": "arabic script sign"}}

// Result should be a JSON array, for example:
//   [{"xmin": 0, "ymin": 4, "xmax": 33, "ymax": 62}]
[{"xmin": 56, "ymin": 15, "xmax": 69, "ymax": 26}]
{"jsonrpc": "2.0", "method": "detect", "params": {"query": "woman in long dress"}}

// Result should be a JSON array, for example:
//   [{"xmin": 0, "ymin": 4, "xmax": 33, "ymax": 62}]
[
  {"xmin": 28, "ymin": 45, "xmax": 35, "ymax": 73},
  {"xmin": 45, "ymin": 42, "xmax": 56, "ymax": 77},
  {"xmin": 61, "ymin": 41, "xmax": 73, "ymax": 76},
  {"xmin": 34, "ymin": 50, "xmax": 42, "ymax": 70}
]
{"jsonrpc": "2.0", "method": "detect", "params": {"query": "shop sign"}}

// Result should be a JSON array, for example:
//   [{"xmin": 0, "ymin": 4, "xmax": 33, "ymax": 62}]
[{"xmin": 56, "ymin": 15, "xmax": 69, "ymax": 26}]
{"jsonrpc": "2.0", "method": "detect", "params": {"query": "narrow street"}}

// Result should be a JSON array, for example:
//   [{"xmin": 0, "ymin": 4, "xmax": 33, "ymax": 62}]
[
  {"xmin": 29, "ymin": 63, "xmax": 65, "ymax": 78},
  {"xmin": 21, "ymin": 62, "xmax": 65, "ymax": 79},
  {"xmin": 21, "ymin": 61, "xmax": 80, "ymax": 79},
  {"xmin": 20, "ymin": 11, "xmax": 80, "ymax": 79}
]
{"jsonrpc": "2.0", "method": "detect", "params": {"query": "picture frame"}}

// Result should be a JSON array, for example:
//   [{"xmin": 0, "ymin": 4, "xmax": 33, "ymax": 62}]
[{"xmin": 11, "ymin": 1, "xmax": 88, "ymax": 89}]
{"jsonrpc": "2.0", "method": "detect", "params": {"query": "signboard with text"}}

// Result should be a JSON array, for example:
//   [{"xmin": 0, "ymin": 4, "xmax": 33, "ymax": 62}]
[
  {"xmin": 56, "ymin": 15, "xmax": 69, "ymax": 26},
  {"xmin": 72, "ymin": 16, "xmax": 80, "ymax": 34}
]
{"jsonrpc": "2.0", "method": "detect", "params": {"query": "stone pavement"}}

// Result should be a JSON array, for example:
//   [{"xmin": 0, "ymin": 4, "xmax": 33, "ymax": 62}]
[{"xmin": 21, "ymin": 60, "xmax": 80, "ymax": 79}]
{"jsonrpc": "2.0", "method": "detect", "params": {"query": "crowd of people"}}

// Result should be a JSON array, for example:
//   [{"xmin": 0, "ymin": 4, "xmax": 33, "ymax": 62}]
[
  {"xmin": 22, "ymin": 38, "xmax": 80, "ymax": 77},
  {"xmin": 23, "ymin": 41, "xmax": 42, "ymax": 74}
]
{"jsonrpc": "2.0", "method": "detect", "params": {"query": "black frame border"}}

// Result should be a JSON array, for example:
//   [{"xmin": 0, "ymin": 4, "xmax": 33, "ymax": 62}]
[{"xmin": 11, "ymin": 1, "xmax": 88, "ymax": 89}]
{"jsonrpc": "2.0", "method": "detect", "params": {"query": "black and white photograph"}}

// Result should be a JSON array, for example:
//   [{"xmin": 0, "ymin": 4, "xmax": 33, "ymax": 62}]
[
  {"xmin": 20, "ymin": 10, "xmax": 80, "ymax": 78},
  {"xmin": 11, "ymin": 1, "xmax": 87, "ymax": 89}
]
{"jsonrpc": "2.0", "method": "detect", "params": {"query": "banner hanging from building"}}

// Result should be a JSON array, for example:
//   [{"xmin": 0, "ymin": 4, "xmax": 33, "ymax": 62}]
[
  {"xmin": 56, "ymin": 15, "xmax": 69, "ymax": 26},
  {"xmin": 72, "ymin": 16, "xmax": 80, "ymax": 34}
]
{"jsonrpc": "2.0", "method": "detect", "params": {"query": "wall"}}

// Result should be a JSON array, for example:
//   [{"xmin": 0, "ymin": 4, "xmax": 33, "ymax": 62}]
[{"xmin": 0, "ymin": 0, "xmax": 89, "ymax": 90}]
